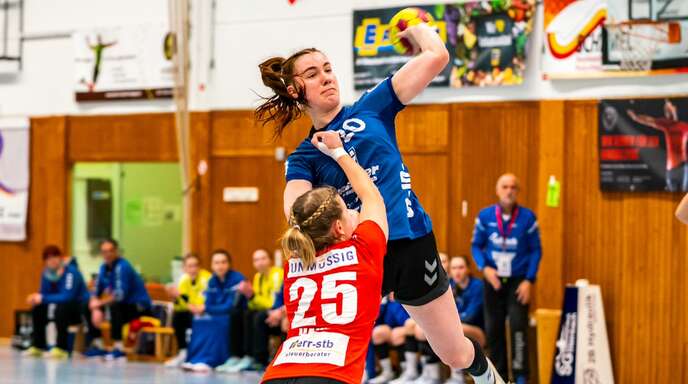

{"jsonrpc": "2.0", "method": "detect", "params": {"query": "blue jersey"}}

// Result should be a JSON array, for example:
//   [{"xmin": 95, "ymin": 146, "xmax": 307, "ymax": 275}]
[
  {"xmin": 471, "ymin": 204, "xmax": 542, "ymax": 281},
  {"xmin": 204, "ymin": 270, "xmax": 246, "ymax": 315},
  {"xmin": 285, "ymin": 77, "xmax": 432, "ymax": 241},
  {"xmin": 39, "ymin": 266, "xmax": 88, "ymax": 304},
  {"xmin": 95, "ymin": 257, "xmax": 151, "ymax": 308},
  {"xmin": 451, "ymin": 277, "xmax": 484, "ymax": 328}
]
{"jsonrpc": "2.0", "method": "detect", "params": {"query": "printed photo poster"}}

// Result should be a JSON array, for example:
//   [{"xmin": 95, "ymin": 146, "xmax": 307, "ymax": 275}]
[
  {"xmin": 73, "ymin": 24, "xmax": 175, "ymax": 101},
  {"xmin": 0, "ymin": 118, "xmax": 30, "ymax": 241},
  {"xmin": 353, "ymin": 1, "xmax": 535, "ymax": 90},
  {"xmin": 598, "ymin": 98, "xmax": 688, "ymax": 192},
  {"xmin": 543, "ymin": 0, "xmax": 607, "ymax": 78}
]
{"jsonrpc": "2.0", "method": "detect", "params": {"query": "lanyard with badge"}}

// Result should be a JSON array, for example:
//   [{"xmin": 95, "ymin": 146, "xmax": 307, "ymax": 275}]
[{"xmin": 493, "ymin": 204, "xmax": 519, "ymax": 278}]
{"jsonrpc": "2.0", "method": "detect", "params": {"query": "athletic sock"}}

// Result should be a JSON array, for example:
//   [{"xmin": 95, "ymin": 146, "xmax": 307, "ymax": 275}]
[
  {"xmin": 375, "ymin": 342, "xmax": 390, "ymax": 359},
  {"xmin": 465, "ymin": 337, "xmax": 489, "ymax": 377}
]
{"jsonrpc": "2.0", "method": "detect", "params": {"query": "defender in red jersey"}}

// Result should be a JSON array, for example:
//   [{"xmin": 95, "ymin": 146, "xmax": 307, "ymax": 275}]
[{"xmin": 263, "ymin": 131, "xmax": 388, "ymax": 384}]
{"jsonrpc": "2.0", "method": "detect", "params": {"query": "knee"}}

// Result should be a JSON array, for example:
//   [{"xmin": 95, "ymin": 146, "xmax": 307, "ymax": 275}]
[
  {"xmin": 372, "ymin": 325, "xmax": 391, "ymax": 344},
  {"xmin": 390, "ymin": 327, "xmax": 406, "ymax": 346},
  {"xmin": 403, "ymin": 319, "xmax": 416, "ymax": 335},
  {"xmin": 413, "ymin": 325, "xmax": 425, "ymax": 341}
]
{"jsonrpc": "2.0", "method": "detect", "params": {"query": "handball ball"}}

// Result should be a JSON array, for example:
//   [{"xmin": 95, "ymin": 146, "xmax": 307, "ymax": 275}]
[{"xmin": 389, "ymin": 7, "xmax": 435, "ymax": 55}]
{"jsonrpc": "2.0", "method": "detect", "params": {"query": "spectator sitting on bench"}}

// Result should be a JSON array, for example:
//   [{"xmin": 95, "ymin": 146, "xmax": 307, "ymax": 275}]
[{"xmin": 23, "ymin": 245, "xmax": 89, "ymax": 359}]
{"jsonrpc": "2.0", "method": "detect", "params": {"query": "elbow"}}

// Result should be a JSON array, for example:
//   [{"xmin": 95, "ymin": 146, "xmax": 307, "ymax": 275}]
[
  {"xmin": 430, "ymin": 48, "xmax": 450, "ymax": 70},
  {"xmin": 677, "ymin": 210, "xmax": 688, "ymax": 224}
]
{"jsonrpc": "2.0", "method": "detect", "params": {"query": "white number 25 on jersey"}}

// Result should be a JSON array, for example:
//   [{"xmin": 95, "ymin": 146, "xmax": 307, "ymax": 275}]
[{"xmin": 289, "ymin": 272, "xmax": 358, "ymax": 329}]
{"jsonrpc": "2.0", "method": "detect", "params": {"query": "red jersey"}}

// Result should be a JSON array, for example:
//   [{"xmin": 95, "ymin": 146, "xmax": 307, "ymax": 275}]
[
  {"xmin": 655, "ymin": 118, "xmax": 688, "ymax": 170},
  {"xmin": 262, "ymin": 220, "xmax": 386, "ymax": 384}
]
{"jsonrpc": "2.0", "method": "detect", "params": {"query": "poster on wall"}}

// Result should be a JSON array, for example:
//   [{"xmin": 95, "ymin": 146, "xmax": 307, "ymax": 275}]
[
  {"xmin": 544, "ymin": 0, "xmax": 688, "ymax": 79},
  {"xmin": 598, "ymin": 97, "xmax": 688, "ymax": 192},
  {"xmin": 0, "ymin": 118, "xmax": 30, "ymax": 241},
  {"xmin": 353, "ymin": 1, "xmax": 535, "ymax": 90},
  {"xmin": 73, "ymin": 24, "xmax": 175, "ymax": 101}
]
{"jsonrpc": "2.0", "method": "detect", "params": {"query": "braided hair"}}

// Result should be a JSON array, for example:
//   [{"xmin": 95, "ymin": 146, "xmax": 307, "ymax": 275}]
[{"xmin": 281, "ymin": 186, "xmax": 342, "ymax": 268}]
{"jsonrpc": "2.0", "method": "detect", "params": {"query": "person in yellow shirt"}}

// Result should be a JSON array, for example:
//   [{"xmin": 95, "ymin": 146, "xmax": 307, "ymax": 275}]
[
  {"xmin": 164, "ymin": 254, "xmax": 212, "ymax": 368},
  {"xmin": 217, "ymin": 249, "xmax": 284, "ymax": 373}
]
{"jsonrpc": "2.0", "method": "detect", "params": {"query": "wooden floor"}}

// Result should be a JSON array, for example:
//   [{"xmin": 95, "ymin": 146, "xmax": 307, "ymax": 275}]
[{"xmin": 0, "ymin": 347, "xmax": 263, "ymax": 384}]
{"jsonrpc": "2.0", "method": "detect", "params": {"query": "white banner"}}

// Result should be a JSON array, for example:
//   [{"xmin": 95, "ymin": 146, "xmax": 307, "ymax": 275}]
[
  {"xmin": 552, "ymin": 281, "xmax": 614, "ymax": 384},
  {"xmin": 73, "ymin": 23, "xmax": 174, "ymax": 101},
  {"xmin": 0, "ymin": 118, "xmax": 30, "ymax": 241}
]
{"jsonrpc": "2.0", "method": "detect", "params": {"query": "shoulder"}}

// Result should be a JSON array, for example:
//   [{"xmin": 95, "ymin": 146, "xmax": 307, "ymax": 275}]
[
  {"xmin": 289, "ymin": 139, "xmax": 317, "ymax": 159},
  {"xmin": 478, "ymin": 205, "xmax": 495, "ymax": 221},
  {"xmin": 469, "ymin": 277, "xmax": 484, "ymax": 290},
  {"xmin": 178, "ymin": 274, "xmax": 191, "ymax": 285},
  {"xmin": 352, "ymin": 77, "xmax": 402, "ymax": 113},
  {"xmin": 518, "ymin": 206, "xmax": 537, "ymax": 222},
  {"xmin": 199, "ymin": 269, "xmax": 212, "ymax": 282},
  {"xmin": 230, "ymin": 270, "xmax": 245, "ymax": 281},
  {"xmin": 353, "ymin": 220, "xmax": 386, "ymax": 244}
]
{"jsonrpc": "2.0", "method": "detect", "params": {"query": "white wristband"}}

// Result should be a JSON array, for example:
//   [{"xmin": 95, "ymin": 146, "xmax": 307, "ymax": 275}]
[{"xmin": 317, "ymin": 142, "xmax": 348, "ymax": 160}]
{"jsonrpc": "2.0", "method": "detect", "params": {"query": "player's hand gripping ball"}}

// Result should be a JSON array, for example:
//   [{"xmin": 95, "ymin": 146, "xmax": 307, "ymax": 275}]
[{"xmin": 389, "ymin": 7, "xmax": 436, "ymax": 55}]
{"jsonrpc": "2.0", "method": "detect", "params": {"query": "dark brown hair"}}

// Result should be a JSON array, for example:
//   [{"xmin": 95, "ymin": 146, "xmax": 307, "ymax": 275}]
[
  {"xmin": 281, "ymin": 186, "xmax": 342, "ymax": 268},
  {"xmin": 42, "ymin": 245, "xmax": 63, "ymax": 260},
  {"xmin": 255, "ymin": 48, "xmax": 320, "ymax": 138},
  {"xmin": 211, "ymin": 249, "xmax": 232, "ymax": 264}
]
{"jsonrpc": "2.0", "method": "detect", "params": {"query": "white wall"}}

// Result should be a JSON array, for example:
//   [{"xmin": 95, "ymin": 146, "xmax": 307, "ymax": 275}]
[{"xmin": 1, "ymin": 0, "xmax": 687, "ymax": 118}]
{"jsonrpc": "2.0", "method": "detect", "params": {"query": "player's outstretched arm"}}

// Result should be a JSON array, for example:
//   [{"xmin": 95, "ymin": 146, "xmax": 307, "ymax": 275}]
[{"xmin": 391, "ymin": 23, "xmax": 449, "ymax": 105}]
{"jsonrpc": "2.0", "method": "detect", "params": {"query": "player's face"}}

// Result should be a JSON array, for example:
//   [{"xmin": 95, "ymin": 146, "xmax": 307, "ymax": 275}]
[
  {"xmin": 335, "ymin": 195, "xmax": 358, "ymax": 241},
  {"xmin": 292, "ymin": 52, "xmax": 340, "ymax": 113},
  {"xmin": 496, "ymin": 176, "xmax": 519, "ymax": 207},
  {"xmin": 183, "ymin": 257, "xmax": 200, "ymax": 278},
  {"xmin": 100, "ymin": 242, "xmax": 118, "ymax": 264},
  {"xmin": 44, "ymin": 255, "xmax": 62, "ymax": 271},
  {"xmin": 450, "ymin": 257, "xmax": 467, "ymax": 283},
  {"xmin": 211, "ymin": 253, "xmax": 230, "ymax": 277},
  {"xmin": 252, "ymin": 249, "xmax": 271, "ymax": 273}
]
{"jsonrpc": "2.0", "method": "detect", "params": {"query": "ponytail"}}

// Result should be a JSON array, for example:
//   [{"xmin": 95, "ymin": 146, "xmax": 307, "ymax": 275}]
[
  {"xmin": 255, "ymin": 48, "xmax": 320, "ymax": 139},
  {"xmin": 281, "ymin": 226, "xmax": 317, "ymax": 269}
]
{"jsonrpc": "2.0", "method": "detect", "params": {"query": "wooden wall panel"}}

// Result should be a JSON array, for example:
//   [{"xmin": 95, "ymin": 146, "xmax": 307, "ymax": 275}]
[
  {"xmin": 0, "ymin": 117, "xmax": 68, "ymax": 337},
  {"xmin": 209, "ymin": 156, "xmax": 286, "ymax": 276},
  {"xmin": 68, "ymin": 113, "xmax": 177, "ymax": 161},
  {"xmin": 449, "ymin": 102, "xmax": 540, "ymax": 261},
  {"xmin": 189, "ymin": 112, "xmax": 212, "ymax": 267},
  {"xmin": 534, "ymin": 101, "xmax": 565, "ymax": 309},
  {"xmin": 563, "ymin": 100, "xmax": 687, "ymax": 384},
  {"xmin": 404, "ymin": 155, "xmax": 449, "ymax": 252}
]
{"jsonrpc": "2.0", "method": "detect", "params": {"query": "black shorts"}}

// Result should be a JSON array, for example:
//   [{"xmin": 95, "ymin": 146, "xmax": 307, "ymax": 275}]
[
  {"xmin": 382, "ymin": 231, "xmax": 449, "ymax": 306},
  {"xmin": 264, "ymin": 377, "xmax": 345, "ymax": 384}
]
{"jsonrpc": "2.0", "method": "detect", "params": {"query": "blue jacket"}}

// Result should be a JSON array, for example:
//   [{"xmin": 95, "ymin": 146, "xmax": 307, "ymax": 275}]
[
  {"xmin": 451, "ymin": 277, "xmax": 484, "ymax": 327},
  {"xmin": 204, "ymin": 270, "xmax": 246, "ymax": 315},
  {"xmin": 471, "ymin": 204, "xmax": 542, "ymax": 281},
  {"xmin": 272, "ymin": 282, "xmax": 284, "ymax": 309},
  {"xmin": 95, "ymin": 257, "xmax": 151, "ymax": 308},
  {"xmin": 40, "ymin": 265, "xmax": 89, "ymax": 304}
]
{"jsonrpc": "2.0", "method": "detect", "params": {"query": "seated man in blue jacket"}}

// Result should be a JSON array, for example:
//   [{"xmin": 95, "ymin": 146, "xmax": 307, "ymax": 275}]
[
  {"xmin": 23, "ymin": 245, "xmax": 89, "ymax": 359},
  {"xmin": 85, "ymin": 238, "xmax": 152, "ymax": 360},
  {"xmin": 182, "ymin": 249, "xmax": 246, "ymax": 372}
]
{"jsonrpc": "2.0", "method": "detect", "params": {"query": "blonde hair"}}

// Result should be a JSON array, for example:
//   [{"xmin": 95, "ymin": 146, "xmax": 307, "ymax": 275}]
[{"xmin": 281, "ymin": 187, "xmax": 342, "ymax": 269}]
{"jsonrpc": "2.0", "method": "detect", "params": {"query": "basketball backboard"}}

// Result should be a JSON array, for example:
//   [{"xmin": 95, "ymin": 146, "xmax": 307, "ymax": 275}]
[{"xmin": 607, "ymin": 0, "xmax": 688, "ymax": 23}]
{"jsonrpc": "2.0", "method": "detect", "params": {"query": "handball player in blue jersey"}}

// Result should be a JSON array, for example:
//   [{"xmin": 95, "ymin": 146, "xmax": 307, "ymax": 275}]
[{"xmin": 255, "ymin": 22, "xmax": 503, "ymax": 384}]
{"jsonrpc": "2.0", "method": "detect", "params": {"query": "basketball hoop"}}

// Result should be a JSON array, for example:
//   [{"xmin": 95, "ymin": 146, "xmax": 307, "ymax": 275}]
[{"xmin": 605, "ymin": 22, "xmax": 672, "ymax": 72}]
